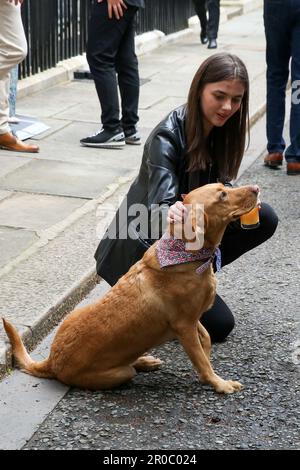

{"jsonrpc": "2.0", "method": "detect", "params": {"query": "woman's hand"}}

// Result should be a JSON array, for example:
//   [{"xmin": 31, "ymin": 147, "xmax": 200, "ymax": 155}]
[
  {"xmin": 167, "ymin": 201, "xmax": 188, "ymax": 224},
  {"xmin": 97, "ymin": 0, "xmax": 127, "ymax": 20}
]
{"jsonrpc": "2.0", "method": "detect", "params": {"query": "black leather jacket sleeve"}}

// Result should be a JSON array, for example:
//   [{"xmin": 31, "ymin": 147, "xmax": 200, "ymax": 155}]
[
  {"xmin": 146, "ymin": 126, "xmax": 181, "ymax": 207},
  {"xmin": 145, "ymin": 127, "xmax": 182, "ymax": 238}
]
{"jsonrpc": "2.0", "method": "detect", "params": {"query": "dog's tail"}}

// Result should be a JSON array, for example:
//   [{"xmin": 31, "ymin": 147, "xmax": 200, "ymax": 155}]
[{"xmin": 2, "ymin": 318, "xmax": 54, "ymax": 379}]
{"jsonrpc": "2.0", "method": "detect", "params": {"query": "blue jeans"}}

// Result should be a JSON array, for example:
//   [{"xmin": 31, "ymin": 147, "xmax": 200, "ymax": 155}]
[{"xmin": 264, "ymin": 0, "xmax": 300, "ymax": 162}]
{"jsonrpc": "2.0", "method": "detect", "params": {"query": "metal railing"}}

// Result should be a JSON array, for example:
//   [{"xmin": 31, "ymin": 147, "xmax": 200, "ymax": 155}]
[
  {"xmin": 20, "ymin": 0, "xmax": 195, "ymax": 79},
  {"xmin": 137, "ymin": 0, "xmax": 195, "ymax": 36}
]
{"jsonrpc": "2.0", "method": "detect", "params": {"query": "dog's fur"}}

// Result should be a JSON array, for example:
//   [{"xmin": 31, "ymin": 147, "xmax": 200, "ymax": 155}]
[{"xmin": 3, "ymin": 183, "xmax": 258, "ymax": 393}]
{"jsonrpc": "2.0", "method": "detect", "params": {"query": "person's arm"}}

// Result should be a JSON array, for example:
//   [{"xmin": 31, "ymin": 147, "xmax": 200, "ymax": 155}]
[
  {"xmin": 97, "ymin": 0, "xmax": 127, "ymax": 20},
  {"xmin": 8, "ymin": 1, "xmax": 24, "ymax": 4}
]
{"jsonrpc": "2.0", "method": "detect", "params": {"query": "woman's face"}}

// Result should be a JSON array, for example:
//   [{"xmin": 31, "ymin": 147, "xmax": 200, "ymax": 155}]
[{"xmin": 201, "ymin": 79, "xmax": 245, "ymax": 134}]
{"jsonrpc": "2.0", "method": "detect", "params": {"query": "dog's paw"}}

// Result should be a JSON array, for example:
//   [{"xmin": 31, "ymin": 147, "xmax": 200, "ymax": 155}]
[
  {"xmin": 133, "ymin": 355, "xmax": 163, "ymax": 372},
  {"xmin": 215, "ymin": 379, "xmax": 244, "ymax": 394}
]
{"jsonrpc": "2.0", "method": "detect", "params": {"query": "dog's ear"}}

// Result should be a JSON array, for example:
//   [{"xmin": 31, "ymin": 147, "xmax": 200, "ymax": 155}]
[{"xmin": 184, "ymin": 203, "xmax": 208, "ymax": 252}]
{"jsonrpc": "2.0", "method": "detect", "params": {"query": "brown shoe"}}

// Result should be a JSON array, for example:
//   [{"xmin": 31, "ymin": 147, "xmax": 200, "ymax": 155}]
[
  {"xmin": 0, "ymin": 132, "xmax": 39, "ymax": 153},
  {"xmin": 264, "ymin": 152, "xmax": 283, "ymax": 168},
  {"xmin": 287, "ymin": 162, "xmax": 300, "ymax": 175}
]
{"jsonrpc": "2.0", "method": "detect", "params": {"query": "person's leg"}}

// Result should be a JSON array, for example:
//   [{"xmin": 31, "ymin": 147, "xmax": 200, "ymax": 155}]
[
  {"xmin": 0, "ymin": 2, "xmax": 38, "ymax": 153},
  {"xmin": 201, "ymin": 294, "xmax": 235, "ymax": 343},
  {"xmin": 206, "ymin": 0, "xmax": 220, "ymax": 40},
  {"xmin": 192, "ymin": 0, "xmax": 208, "ymax": 41},
  {"xmin": 263, "ymin": 0, "xmax": 290, "ymax": 158},
  {"xmin": 201, "ymin": 203, "xmax": 278, "ymax": 342},
  {"xmin": 285, "ymin": 2, "xmax": 300, "ymax": 167},
  {"xmin": 86, "ymin": 2, "xmax": 121, "ymax": 131},
  {"xmin": 9, "ymin": 65, "xmax": 19, "ymax": 120},
  {"xmin": 86, "ymin": 2, "xmax": 137, "ymax": 132},
  {"xmin": 115, "ymin": 7, "xmax": 140, "ymax": 137},
  {"xmin": 0, "ymin": 1, "xmax": 27, "ymax": 135},
  {"xmin": 219, "ymin": 203, "xmax": 278, "ymax": 267}
]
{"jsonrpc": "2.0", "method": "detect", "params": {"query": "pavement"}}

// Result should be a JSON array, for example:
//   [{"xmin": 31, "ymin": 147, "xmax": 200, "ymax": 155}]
[{"xmin": 0, "ymin": 1, "xmax": 299, "ymax": 451}]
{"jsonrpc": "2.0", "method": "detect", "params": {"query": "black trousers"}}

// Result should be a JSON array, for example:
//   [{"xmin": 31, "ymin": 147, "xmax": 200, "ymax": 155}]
[
  {"xmin": 264, "ymin": 0, "xmax": 300, "ymax": 161},
  {"xmin": 201, "ymin": 203, "xmax": 278, "ymax": 342},
  {"xmin": 86, "ymin": 1, "xmax": 140, "ymax": 132},
  {"xmin": 193, "ymin": 0, "xmax": 220, "ymax": 40}
]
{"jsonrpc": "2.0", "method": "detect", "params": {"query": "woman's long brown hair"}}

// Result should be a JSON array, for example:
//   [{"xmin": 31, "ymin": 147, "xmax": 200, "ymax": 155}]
[{"xmin": 185, "ymin": 53, "xmax": 249, "ymax": 181}]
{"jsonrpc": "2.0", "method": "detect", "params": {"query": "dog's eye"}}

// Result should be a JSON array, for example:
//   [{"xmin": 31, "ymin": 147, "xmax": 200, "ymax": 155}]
[{"xmin": 219, "ymin": 191, "xmax": 227, "ymax": 200}]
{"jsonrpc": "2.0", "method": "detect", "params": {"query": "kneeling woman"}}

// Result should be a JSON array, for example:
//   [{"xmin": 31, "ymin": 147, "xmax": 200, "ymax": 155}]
[{"xmin": 95, "ymin": 52, "xmax": 278, "ymax": 343}]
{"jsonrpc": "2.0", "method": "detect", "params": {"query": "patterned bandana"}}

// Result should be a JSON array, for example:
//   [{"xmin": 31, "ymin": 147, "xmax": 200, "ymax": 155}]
[{"xmin": 156, "ymin": 233, "xmax": 222, "ymax": 275}]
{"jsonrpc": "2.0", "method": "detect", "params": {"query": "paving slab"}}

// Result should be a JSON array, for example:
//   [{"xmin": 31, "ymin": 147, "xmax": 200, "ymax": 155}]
[
  {"xmin": 0, "ymin": 210, "xmax": 100, "ymax": 326},
  {"xmin": 0, "ymin": 190, "xmax": 12, "ymax": 202},
  {"xmin": 0, "ymin": 226, "xmax": 38, "ymax": 269},
  {"xmin": 0, "ymin": 192, "xmax": 87, "ymax": 231},
  {"xmin": 0, "ymin": 155, "xmax": 31, "ymax": 178},
  {"xmin": 28, "ymin": 117, "xmax": 73, "ymax": 141},
  {"xmin": 139, "ymin": 81, "xmax": 189, "ymax": 110},
  {"xmin": 33, "ymin": 138, "xmax": 150, "ymax": 169},
  {"xmin": 51, "ymin": 100, "xmax": 102, "ymax": 123},
  {"xmin": 17, "ymin": 80, "xmax": 97, "ymax": 119},
  {"xmin": 0, "ymin": 366, "xmax": 67, "ymax": 450},
  {"xmin": 0, "ymin": 159, "xmax": 127, "ymax": 199}
]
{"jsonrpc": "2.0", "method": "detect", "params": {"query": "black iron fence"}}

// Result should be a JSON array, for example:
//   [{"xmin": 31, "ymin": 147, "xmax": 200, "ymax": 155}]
[{"xmin": 20, "ymin": 0, "xmax": 195, "ymax": 79}]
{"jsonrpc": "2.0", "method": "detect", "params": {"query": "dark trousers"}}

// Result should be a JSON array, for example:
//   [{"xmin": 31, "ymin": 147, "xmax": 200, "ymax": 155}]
[
  {"xmin": 86, "ymin": 1, "xmax": 140, "ymax": 132},
  {"xmin": 193, "ymin": 0, "xmax": 220, "ymax": 39},
  {"xmin": 201, "ymin": 203, "xmax": 278, "ymax": 342},
  {"xmin": 264, "ymin": 0, "xmax": 300, "ymax": 162}
]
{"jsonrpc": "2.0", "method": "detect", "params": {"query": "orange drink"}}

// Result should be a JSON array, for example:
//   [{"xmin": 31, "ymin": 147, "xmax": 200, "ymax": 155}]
[{"xmin": 240, "ymin": 206, "xmax": 260, "ymax": 229}]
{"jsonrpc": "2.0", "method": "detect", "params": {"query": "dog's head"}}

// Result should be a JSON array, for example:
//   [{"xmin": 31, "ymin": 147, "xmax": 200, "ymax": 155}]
[{"xmin": 172, "ymin": 183, "xmax": 259, "ymax": 251}]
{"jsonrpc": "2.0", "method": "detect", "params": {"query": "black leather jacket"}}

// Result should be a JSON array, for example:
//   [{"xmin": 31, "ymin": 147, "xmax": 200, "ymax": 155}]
[{"xmin": 95, "ymin": 105, "xmax": 220, "ymax": 285}]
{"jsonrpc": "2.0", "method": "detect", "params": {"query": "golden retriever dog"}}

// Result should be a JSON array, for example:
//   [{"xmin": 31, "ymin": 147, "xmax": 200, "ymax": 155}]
[{"xmin": 3, "ymin": 183, "xmax": 259, "ymax": 394}]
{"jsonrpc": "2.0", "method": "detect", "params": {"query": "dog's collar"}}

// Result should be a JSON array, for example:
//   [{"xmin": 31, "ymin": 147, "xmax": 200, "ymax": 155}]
[{"xmin": 156, "ymin": 233, "xmax": 221, "ymax": 275}]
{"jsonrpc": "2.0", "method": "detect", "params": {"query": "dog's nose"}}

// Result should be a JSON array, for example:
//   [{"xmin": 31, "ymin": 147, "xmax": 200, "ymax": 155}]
[{"xmin": 250, "ymin": 185, "xmax": 260, "ymax": 195}]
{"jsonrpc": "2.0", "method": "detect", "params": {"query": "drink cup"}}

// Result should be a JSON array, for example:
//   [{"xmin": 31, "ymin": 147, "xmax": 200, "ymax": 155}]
[{"xmin": 240, "ymin": 206, "xmax": 260, "ymax": 229}]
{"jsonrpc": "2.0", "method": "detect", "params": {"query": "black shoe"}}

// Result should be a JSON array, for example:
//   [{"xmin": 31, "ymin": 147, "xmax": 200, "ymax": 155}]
[
  {"xmin": 208, "ymin": 39, "xmax": 217, "ymax": 49},
  {"xmin": 124, "ymin": 128, "xmax": 141, "ymax": 145},
  {"xmin": 200, "ymin": 33, "xmax": 208, "ymax": 44},
  {"xmin": 80, "ymin": 128, "xmax": 125, "ymax": 148}
]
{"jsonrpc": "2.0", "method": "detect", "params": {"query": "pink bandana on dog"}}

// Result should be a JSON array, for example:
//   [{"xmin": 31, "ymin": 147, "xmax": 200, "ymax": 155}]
[{"xmin": 156, "ymin": 233, "xmax": 221, "ymax": 275}]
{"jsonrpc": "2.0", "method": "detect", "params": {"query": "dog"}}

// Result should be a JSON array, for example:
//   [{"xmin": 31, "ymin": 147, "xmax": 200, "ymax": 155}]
[{"xmin": 2, "ymin": 183, "xmax": 259, "ymax": 394}]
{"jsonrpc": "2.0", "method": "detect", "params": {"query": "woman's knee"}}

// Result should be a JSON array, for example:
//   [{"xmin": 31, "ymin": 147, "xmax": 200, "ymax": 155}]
[
  {"xmin": 200, "ymin": 295, "xmax": 235, "ymax": 343},
  {"xmin": 209, "ymin": 314, "xmax": 235, "ymax": 343},
  {"xmin": 259, "ymin": 202, "xmax": 279, "ymax": 240}
]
